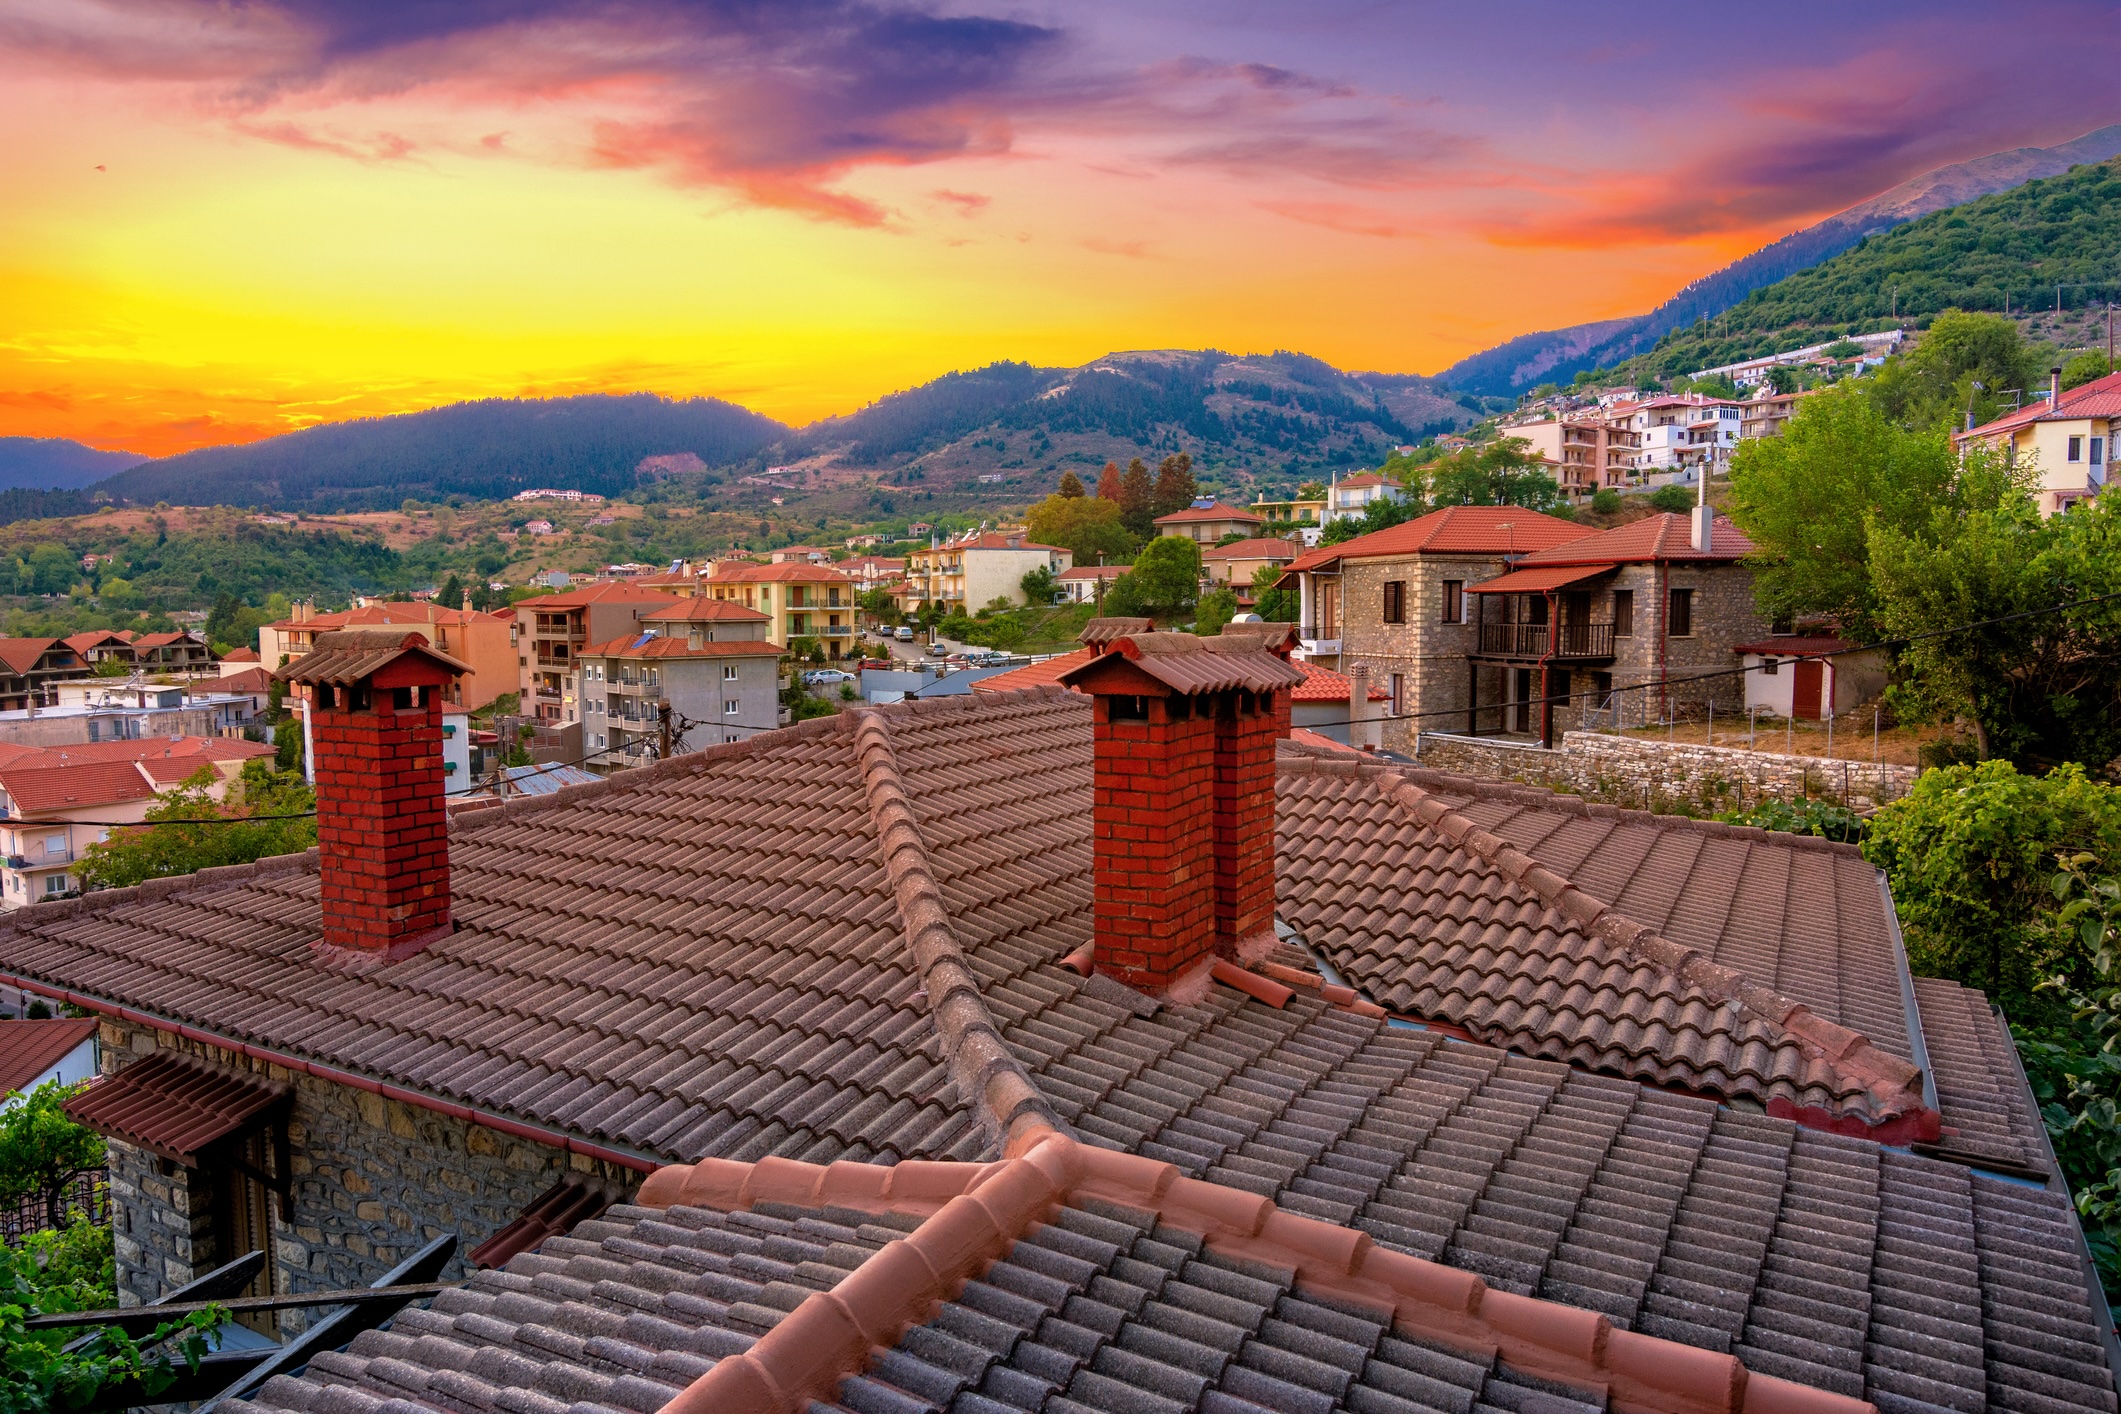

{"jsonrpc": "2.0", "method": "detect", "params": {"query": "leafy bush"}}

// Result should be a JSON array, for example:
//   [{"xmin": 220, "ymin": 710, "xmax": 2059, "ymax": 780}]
[
  {"xmin": 76, "ymin": 763, "xmax": 316, "ymax": 893},
  {"xmin": 0, "ymin": 1083, "xmax": 104, "ymax": 1235},
  {"xmin": 1589, "ymin": 488, "xmax": 1622, "ymax": 515},
  {"xmin": 1647, "ymin": 485, "xmax": 1695, "ymax": 513},
  {"xmin": 1194, "ymin": 588, "xmax": 1240, "ymax": 637}
]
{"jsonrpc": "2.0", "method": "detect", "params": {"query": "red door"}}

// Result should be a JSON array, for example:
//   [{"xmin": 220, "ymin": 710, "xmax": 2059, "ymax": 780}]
[{"xmin": 1791, "ymin": 659, "xmax": 1823, "ymax": 720}]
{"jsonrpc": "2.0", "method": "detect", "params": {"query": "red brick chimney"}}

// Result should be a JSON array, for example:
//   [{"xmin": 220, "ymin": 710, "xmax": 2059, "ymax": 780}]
[
  {"xmin": 278, "ymin": 629, "xmax": 468, "ymax": 960},
  {"xmin": 1060, "ymin": 623, "xmax": 1302, "ymax": 992}
]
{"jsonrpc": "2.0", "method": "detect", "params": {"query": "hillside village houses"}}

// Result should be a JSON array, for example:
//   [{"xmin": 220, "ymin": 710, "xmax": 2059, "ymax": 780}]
[
  {"xmin": 1958, "ymin": 367, "xmax": 2121, "ymax": 515},
  {"xmin": 897, "ymin": 530, "xmax": 1072, "ymax": 614},
  {"xmin": 702, "ymin": 560, "xmax": 862, "ymax": 658},
  {"xmin": 265, "ymin": 601, "xmax": 517, "ymax": 709},
  {"xmin": 0, "ymin": 621, "xmax": 2112, "ymax": 1414},
  {"xmin": 1321, "ymin": 471, "xmax": 1410, "ymax": 524},
  {"xmin": 571, "ymin": 598, "xmax": 783, "ymax": 762},
  {"xmin": 1202, "ymin": 536, "xmax": 1299, "ymax": 603},
  {"xmin": 1152, "ymin": 497, "xmax": 1263, "ymax": 543}
]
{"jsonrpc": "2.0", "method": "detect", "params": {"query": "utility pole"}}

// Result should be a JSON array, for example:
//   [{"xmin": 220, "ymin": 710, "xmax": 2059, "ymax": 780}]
[
  {"xmin": 658, "ymin": 700, "xmax": 672, "ymax": 761},
  {"xmin": 2109, "ymin": 302, "xmax": 2114, "ymax": 374}
]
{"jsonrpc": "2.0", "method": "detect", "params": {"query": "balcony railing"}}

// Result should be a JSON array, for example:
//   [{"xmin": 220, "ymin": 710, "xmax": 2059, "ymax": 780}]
[
  {"xmin": 1476, "ymin": 622, "xmax": 1616, "ymax": 660},
  {"xmin": 1300, "ymin": 623, "xmax": 1341, "ymax": 643}
]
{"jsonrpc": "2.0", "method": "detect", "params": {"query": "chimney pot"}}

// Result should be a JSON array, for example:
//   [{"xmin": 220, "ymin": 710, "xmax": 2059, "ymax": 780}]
[
  {"xmin": 1691, "ymin": 504, "xmax": 1714, "ymax": 554},
  {"xmin": 2052, "ymin": 366, "xmax": 2064, "ymax": 408}
]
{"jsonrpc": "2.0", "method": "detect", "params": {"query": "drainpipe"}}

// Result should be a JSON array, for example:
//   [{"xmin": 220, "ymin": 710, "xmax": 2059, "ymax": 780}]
[
  {"xmin": 1538, "ymin": 590, "xmax": 1558, "ymax": 747},
  {"xmin": 1657, "ymin": 563, "xmax": 1670, "ymax": 722}
]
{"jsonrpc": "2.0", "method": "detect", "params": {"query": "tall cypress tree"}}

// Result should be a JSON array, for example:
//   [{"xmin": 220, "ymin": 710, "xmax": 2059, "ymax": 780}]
[
  {"xmin": 1119, "ymin": 458, "xmax": 1155, "ymax": 539},
  {"xmin": 1096, "ymin": 461, "xmax": 1123, "ymax": 502},
  {"xmin": 1150, "ymin": 453, "xmax": 1196, "ymax": 519}
]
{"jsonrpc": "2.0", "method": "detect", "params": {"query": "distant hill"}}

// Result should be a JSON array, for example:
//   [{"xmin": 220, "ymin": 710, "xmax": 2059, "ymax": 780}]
[
  {"xmin": 1624, "ymin": 156, "xmax": 2121, "ymax": 380},
  {"xmin": 98, "ymin": 394, "xmax": 789, "ymax": 513},
  {"xmin": 95, "ymin": 353, "xmax": 1477, "ymax": 512},
  {"xmin": 773, "ymin": 349, "xmax": 1476, "ymax": 493},
  {"xmin": 1441, "ymin": 124, "xmax": 2121, "ymax": 396},
  {"xmin": 0, "ymin": 437, "xmax": 146, "ymax": 490}
]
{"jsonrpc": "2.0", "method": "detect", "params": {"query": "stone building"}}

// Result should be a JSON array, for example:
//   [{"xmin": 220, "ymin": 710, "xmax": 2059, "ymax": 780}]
[
  {"xmin": 1286, "ymin": 504, "xmax": 1594, "ymax": 745},
  {"xmin": 1462, "ymin": 509, "xmax": 1769, "ymax": 743}
]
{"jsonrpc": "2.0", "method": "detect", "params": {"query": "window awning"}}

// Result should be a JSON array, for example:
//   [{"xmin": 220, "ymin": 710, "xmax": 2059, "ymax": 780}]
[
  {"xmin": 1465, "ymin": 563, "xmax": 1616, "ymax": 594},
  {"xmin": 63, "ymin": 1051, "xmax": 290, "ymax": 1166}
]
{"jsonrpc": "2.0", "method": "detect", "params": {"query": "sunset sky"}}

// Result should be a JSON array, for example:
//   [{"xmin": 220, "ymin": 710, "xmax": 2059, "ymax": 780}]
[{"xmin": 2, "ymin": 0, "xmax": 2116, "ymax": 456}]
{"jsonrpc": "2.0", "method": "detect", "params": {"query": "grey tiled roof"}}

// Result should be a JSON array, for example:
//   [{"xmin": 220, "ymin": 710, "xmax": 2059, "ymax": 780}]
[{"xmin": 1913, "ymin": 977, "xmax": 2050, "ymax": 1175}]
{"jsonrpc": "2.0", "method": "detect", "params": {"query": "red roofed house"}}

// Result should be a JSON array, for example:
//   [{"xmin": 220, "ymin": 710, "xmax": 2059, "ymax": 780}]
[
  {"xmin": 1284, "ymin": 505, "xmax": 1597, "ymax": 748},
  {"xmin": 1201, "ymin": 536, "xmax": 1298, "ymax": 603},
  {"xmin": 1465, "ymin": 509, "xmax": 1769, "ymax": 743},
  {"xmin": 1959, "ymin": 368, "xmax": 2121, "ymax": 515},
  {"xmin": 128, "ymin": 629, "xmax": 216, "ymax": 675},
  {"xmin": 63, "ymin": 630, "xmax": 136, "ymax": 669},
  {"xmin": 1151, "ymin": 498, "xmax": 1263, "ymax": 543},
  {"xmin": 1323, "ymin": 470, "xmax": 1412, "ymax": 524},
  {"xmin": 0, "ymin": 735, "xmax": 273, "ymax": 908},
  {"xmin": 264, "ymin": 602, "xmax": 517, "ymax": 710},
  {"xmin": 574, "ymin": 599, "xmax": 783, "ymax": 761},
  {"xmin": 506, "ymin": 583, "xmax": 681, "ymax": 722},
  {"xmin": 217, "ymin": 646, "xmax": 262, "ymax": 674},
  {"xmin": 0, "ymin": 638, "xmax": 92, "ymax": 711}
]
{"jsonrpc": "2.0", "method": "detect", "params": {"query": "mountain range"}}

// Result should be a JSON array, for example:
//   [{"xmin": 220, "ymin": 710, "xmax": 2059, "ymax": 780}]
[
  {"xmin": 0, "ymin": 436, "xmax": 149, "ymax": 491},
  {"xmin": 1440, "ymin": 123, "xmax": 2121, "ymax": 396},
  {"xmin": 71, "ymin": 351, "xmax": 1475, "ymax": 513}
]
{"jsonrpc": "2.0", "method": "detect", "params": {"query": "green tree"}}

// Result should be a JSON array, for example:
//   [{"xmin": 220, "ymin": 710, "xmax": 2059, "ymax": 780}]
[
  {"xmin": 1252, "ymin": 565, "xmax": 1298, "ymax": 623},
  {"xmin": 1103, "ymin": 571, "xmax": 1146, "ymax": 618},
  {"xmin": 2062, "ymin": 349, "xmax": 2114, "ymax": 391},
  {"xmin": 1025, "ymin": 495, "xmax": 1134, "ymax": 566},
  {"xmin": 76, "ymin": 762, "xmax": 318, "ymax": 892},
  {"xmin": 1727, "ymin": 385, "xmax": 1963, "ymax": 638},
  {"xmin": 437, "ymin": 573, "xmax": 464, "ymax": 609},
  {"xmin": 23, "ymin": 545, "xmax": 73, "ymax": 598},
  {"xmin": 1194, "ymin": 587, "xmax": 1240, "ymax": 637},
  {"xmin": 1020, "ymin": 566, "xmax": 1057, "ymax": 603},
  {"xmin": 1867, "ymin": 310, "xmax": 2040, "ymax": 431},
  {"xmin": 1057, "ymin": 471, "xmax": 1087, "ymax": 499},
  {"xmin": 1864, "ymin": 760, "xmax": 2121, "ymax": 1009},
  {"xmin": 1646, "ymin": 485, "xmax": 1696, "ymax": 514},
  {"xmin": 1149, "ymin": 454, "xmax": 1197, "ymax": 520},
  {"xmin": 1589, "ymin": 488, "xmax": 1622, "ymax": 515},
  {"xmin": 1128, "ymin": 536, "xmax": 1202, "ymax": 614},
  {"xmin": 1426, "ymin": 439, "xmax": 1561, "ymax": 511},
  {"xmin": 1118, "ymin": 459, "xmax": 1156, "ymax": 539},
  {"xmin": 0, "ymin": 1081, "xmax": 103, "ymax": 1232},
  {"xmin": 1870, "ymin": 457, "xmax": 2121, "ymax": 765},
  {"xmin": 1767, "ymin": 366, "xmax": 1800, "ymax": 395}
]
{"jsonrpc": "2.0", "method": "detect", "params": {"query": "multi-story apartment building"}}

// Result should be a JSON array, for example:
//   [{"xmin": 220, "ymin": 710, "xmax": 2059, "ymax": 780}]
[
  {"xmin": 1151, "ymin": 500, "xmax": 1263, "ymax": 543},
  {"xmin": 1496, "ymin": 415, "xmax": 1642, "ymax": 498},
  {"xmin": 1285, "ymin": 506, "xmax": 1596, "ymax": 741},
  {"xmin": 1958, "ymin": 369, "xmax": 2121, "ymax": 516},
  {"xmin": 701, "ymin": 562, "xmax": 860, "ymax": 659},
  {"xmin": 572, "ymin": 607, "xmax": 782, "ymax": 765},
  {"xmin": 1461, "ymin": 511, "xmax": 1768, "ymax": 744},
  {"xmin": 510, "ymin": 584, "xmax": 681, "ymax": 722},
  {"xmin": 264, "ymin": 602, "xmax": 519, "ymax": 709},
  {"xmin": 899, "ymin": 533, "xmax": 1071, "ymax": 614},
  {"xmin": 1248, "ymin": 493, "xmax": 1325, "ymax": 526},
  {"xmin": 1322, "ymin": 473, "xmax": 1411, "ymax": 523},
  {"xmin": 1617, "ymin": 395, "xmax": 1746, "ymax": 477},
  {"xmin": 0, "ymin": 639, "xmax": 94, "ymax": 711}
]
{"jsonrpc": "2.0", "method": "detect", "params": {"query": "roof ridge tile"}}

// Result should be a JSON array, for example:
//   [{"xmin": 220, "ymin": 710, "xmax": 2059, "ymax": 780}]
[{"xmin": 1371, "ymin": 774, "xmax": 1931, "ymax": 1132}]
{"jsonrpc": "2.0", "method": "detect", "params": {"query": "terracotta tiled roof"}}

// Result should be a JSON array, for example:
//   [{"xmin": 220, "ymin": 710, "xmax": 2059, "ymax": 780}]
[
  {"xmin": 1278, "ymin": 760, "xmax": 1928, "ymax": 1134},
  {"xmin": 517, "ymin": 583, "xmax": 684, "ymax": 609},
  {"xmin": 7, "ymin": 738, "xmax": 271, "ymax": 771},
  {"xmin": 970, "ymin": 647, "xmax": 1092, "ymax": 695},
  {"xmin": 0, "ymin": 692, "xmax": 2112, "ymax": 1412},
  {"xmin": 63, "ymin": 1049, "xmax": 287, "ymax": 1163},
  {"xmin": 206, "ymin": 666, "xmax": 274, "ymax": 693},
  {"xmin": 1961, "ymin": 370, "xmax": 2121, "ymax": 439},
  {"xmin": 706, "ymin": 562, "xmax": 853, "ymax": 585},
  {"xmin": 1285, "ymin": 506, "xmax": 1594, "ymax": 574},
  {"xmin": 0, "ymin": 759, "xmax": 159, "ymax": 812},
  {"xmin": 1911, "ymin": 976, "xmax": 2049, "ymax": 1176},
  {"xmin": 220, "ymin": 647, "xmax": 261, "ymax": 662},
  {"xmin": 277, "ymin": 628, "xmax": 468, "ymax": 684},
  {"xmin": 273, "ymin": 603, "xmax": 509, "ymax": 632},
  {"xmin": 1058, "ymin": 631, "xmax": 1306, "ymax": 696},
  {"xmin": 638, "ymin": 598, "xmax": 770, "ymax": 624},
  {"xmin": 1202, "ymin": 536, "xmax": 1300, "ymax": 561},
  {"xmin": 129, "ymin": 631, "xmax": 200, "ymax": 650},
  {"xmin": 0, "ymin": 1017, "xmax": 96, "ymax": 1095},
  {"xmin": 1056, "ymin": 564, "xmax": 1127, "ymax": 580},
  {"xmin": 577, "ymin": 633, "xmax": 780, "ymax": 659},
  {"xmin": 1511, "ymin": 511, "xmax": 1754, "ymax": 565},
  {"xmin": 62, "ymin": 631, "xmax": 128, "ymax": 654},
  {"xmin": 1154, "ymin": 500, "xmax": 1262, "ymax": 525},
  {"xmin": 1289, "ymin": 658, "xmax": 1385, "ymax": 702},
  {"xmin": 0, "ymin": 639, "xmax": 59, "ymax": 676},
  {"xmin": 1335, "ymin": 471, "xmax": 1389, "ymax": 488},
  {"xmin": 1465, "ymin": 563, "xmax": 1615, "ymax": 594}
]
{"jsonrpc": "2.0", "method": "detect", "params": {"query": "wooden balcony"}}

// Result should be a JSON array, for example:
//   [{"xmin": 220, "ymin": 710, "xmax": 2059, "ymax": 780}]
[{"xmin": 1475, "ymin": 622, "xmax": 1615, "ymax": 661}]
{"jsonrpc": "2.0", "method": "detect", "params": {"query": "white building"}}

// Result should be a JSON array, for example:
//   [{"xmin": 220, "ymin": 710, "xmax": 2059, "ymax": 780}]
[{"xmin": 1618, "ymin": 395, "xmax": 1745, "ymax": 477}]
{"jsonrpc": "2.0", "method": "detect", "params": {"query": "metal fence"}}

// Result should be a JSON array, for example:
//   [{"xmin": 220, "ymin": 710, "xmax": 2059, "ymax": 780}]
[{"xmin": 2, "ymin": 1168, "xmax": 108, "ymax": 1242}]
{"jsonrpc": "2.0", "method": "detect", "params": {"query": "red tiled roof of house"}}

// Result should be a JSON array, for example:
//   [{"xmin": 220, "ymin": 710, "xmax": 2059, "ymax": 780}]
[
  {"xmin": 1285, "ymin": 505, "xmax": 1594, "ymax": 574},
  {"xmin": 513, "ymin": 583, "xmax": 683, "ymax": 609},
  {"xmin": 578, "ymin": 633, "xmax": 781, "ymax": 659},
  {"xmin": 705, "ymin": 562, "xmax": 853, "ymax": 585},
  {"xmin": 12, "ymin": 737, "xmax": 273, "ymax": 771},
  {"xmin": 62, "ymin": 631, "xmax": 128, "ymax": 654},
  {"xmin": 1960, "ymin": 370, "xmax": 2121, "ymax": 440},
  {"xmin": 1202, "ymin": 536, "xmax": 1299, "ymax": 561},
  {"xmin": 205, "ymin": 666, "xmax": 274, "ymax": 693},
  {"xmin": 1511, "ymin": 511, "xmax": 1754, "ymax": 565},
  {"xmin": 1153, "ymin": 500, "xmax": 1262, "ymax": 525},
  {"xmin": 1732, "ymin": 635, "xmax": 1851, "ymax": 655},
  {"xmin": 969, "ymin": 647, "xmax": 1092, "ymax": 694},
  {"xmin": 63, "ymin": 1050, "xmax": 287, "ymax": 1164},
  {"xmin": 0, "ymin": 693, "xmax": 2107, "ymax": 1413},
  {"xmin": 1056, "ymin": 564, "xmax": 1127, "ymax": 580},
  {"xmin": 929, "ymin": 533, "xmax": 1065, "ymax": 553},
  {"xmin": 638, "ymin": 599, "xmax": 770, "ymax": 623},
  {"xmin": 0, "ymin": 639, "xmax": 60, "ymax": 676},
  {"xmin": 220, "ymin": 647, "xmax": 260, "ymax": 662},
  {"xmin": 1290, "ymin": 658, "xmax": 1386, "ymax": 702},
  {"xmin": 275, "ymin": 603, "xmax": 508, "ymax": 632},
  {"xmin": 1335, "ymin": 471, "xmax": 1389, "ymax": 489},
  {"xmin": 1464, "ymin": 563, "xmax": 1615, "ymax": 595},
  {"xmin": 0, "ymin": 759, "xmax": 160, "ymax": 812},
  {"xmin": 0, "ymin": 1017, "xmax": 97, "ymax": 1096}
]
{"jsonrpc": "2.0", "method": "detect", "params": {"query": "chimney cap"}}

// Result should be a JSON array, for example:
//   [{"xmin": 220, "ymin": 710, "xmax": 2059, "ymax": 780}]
[
  {"xmin": 1060, "ymin": 629, "xmax": 1305, "ymax": 696},
  {"xmin": 276, "ymin": 629, "xmax": 470, "ymax": 686},
  {"xmin": 1079, "ymin": 616, "xmax": 1154, "ymax": 648}
]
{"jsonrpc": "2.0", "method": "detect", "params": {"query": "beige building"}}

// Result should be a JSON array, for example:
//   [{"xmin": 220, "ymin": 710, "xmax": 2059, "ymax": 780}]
[
  {"xmin": 1958, "ymin": 369, "xmax": 2121, "ymax": 515},
  {"xmin": 901, "ymin": 532, "xmax": 1072, "ymax": 613},
  {"xmin": 1496, "ymin": 415, "xmax": 1640, "ymax": 498},
  {"xmin": 510, "ymin": 583, "xmax": 681, "ymax": 722},
  {"xmin": 1151, "ymin": 500, "xmax": 1263, "ymax": 543},
  {"xmin": 701, "ymin": 562, "xmax": 859, "ymax": 659},
  {"xmin": 265, "ymin": 602, "xmax": 519, "ymax": 710},
  {"xmin": 1201, "ymin": 537, "xmax": 1298, "ymax": 603}
]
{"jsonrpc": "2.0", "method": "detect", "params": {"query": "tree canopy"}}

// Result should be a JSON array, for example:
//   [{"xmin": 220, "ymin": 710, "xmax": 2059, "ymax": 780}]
[
  {"xmin": 1025, "ymin": 494, "xmax": 1134, "ymax": 566},
  {"xmin": 76, "ymin": 762, "xmax": 317, "ymax": 892}
]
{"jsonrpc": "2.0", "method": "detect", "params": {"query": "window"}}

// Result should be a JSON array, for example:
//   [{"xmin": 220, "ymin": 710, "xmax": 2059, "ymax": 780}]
[
  {"xmin": 1440, "ymin": 581, "xmax": 1463, "ymax": 623},
  {"xmin": 43, "ymin": 874, "xmax": 67, "ymax": 896},
  {"xmin": 1668, "ymin": 588, "xmax": 1694, "ymax": 638},
  {"xmin": 726, "ymin": 733, "xmax": 739, "ymax": 743},
  {"xmin": 1612, "ymin": 590, "xmax": 1633, "ymax": 637},
  {"xmin": 1382, "ymin": 581, "xmax": 1405, "ymax": 624},
  {"xmin": 2069, "ymin": 436, "xmax": 2084, "ymax": 462},
  {"xmin": 724, "ymin": 664, "xmax": 740, "ymax": 680},
  {"xmin": 1761, "ymin": 657, "xmax": 1780, "ymax": 676},
  {"xmin": 1389, "ymin": 673, "xmax": 1404, "ymax": 717},
  {"xmin": 2095, "ymin": 438, "xmax": 2107, "ymax": 466},
  {"xmin": 725, "ymin": 699, "xmax": 740, "ymax": 715}
]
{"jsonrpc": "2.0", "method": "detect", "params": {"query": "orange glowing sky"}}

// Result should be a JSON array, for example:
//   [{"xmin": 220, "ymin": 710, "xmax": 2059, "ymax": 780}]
[{"xmin": 1, "ymin": 0, "xmax": 2116, "ymax": 457}]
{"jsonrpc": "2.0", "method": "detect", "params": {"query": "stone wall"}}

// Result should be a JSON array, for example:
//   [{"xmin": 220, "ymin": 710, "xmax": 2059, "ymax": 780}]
[
  {"xmin": 1411, "ymin": 729, "xmax": 1918, "ymax": 812},
  {"xmin": 98, "ymin": 1020, "xmax": 638, "ymax": 1332}
]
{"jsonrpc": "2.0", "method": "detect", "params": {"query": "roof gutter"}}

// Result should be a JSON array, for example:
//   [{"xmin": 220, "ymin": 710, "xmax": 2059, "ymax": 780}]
[
  {"xmin": 1875, "ymin": 873, "xmax": 1939, "ymax": 1112},
  {"xmin": 0, "ymin": 967, "xmax": 661, "ymax": 1174}
]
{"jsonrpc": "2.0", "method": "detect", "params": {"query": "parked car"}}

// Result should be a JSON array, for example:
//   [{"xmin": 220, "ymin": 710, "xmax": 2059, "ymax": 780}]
[
  {"xmin": 924, "ymin": 642, "xmax": 949, "ymax": 657},
  {"xmin": 894, "ymin": 626, "xmax": 915, "ymax": 641},
  {"xmin": 802, "ymin": 669, "xmax": 854, "ymax": 685}
]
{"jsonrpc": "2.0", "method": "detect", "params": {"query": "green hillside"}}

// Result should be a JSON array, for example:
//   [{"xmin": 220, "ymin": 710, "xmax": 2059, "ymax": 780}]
[{"xmin": 1622, "ymin": 158, "xmax": 2121, "ymax": 380}]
